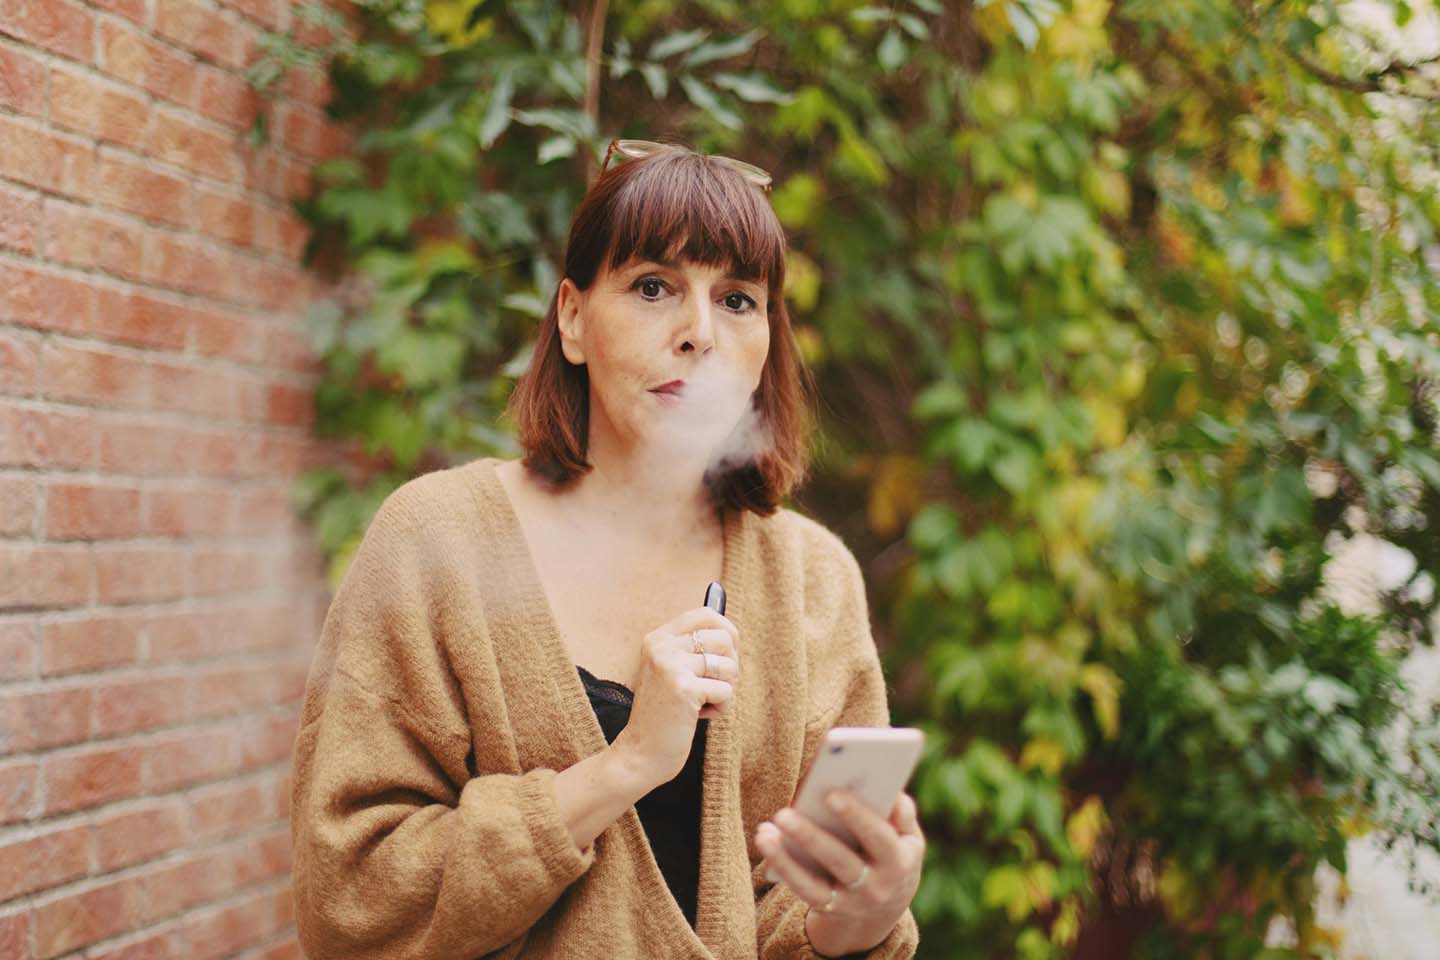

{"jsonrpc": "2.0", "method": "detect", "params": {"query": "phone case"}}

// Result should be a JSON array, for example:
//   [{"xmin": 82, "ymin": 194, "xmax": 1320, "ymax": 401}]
[{"xmin": 764, "ymin": 726, "xmax": 924, "ymax": 884}]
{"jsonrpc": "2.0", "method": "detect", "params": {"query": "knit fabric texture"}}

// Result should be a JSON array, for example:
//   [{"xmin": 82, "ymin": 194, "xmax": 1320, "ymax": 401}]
[{"xmin": 290, "ymin": 456, "xmax": 921, "ymax": 960}]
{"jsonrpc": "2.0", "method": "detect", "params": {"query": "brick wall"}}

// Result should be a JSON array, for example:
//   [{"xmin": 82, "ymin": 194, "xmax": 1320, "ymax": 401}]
[{"xmin": 0, "ymin": 1, "xmax": 346, "ymax": 957}]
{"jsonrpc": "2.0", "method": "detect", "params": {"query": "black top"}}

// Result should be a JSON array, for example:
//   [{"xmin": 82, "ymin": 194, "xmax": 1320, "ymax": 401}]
[{"xmin": 578, "ymin": 665, "xmax": 707, "ymax": 928}]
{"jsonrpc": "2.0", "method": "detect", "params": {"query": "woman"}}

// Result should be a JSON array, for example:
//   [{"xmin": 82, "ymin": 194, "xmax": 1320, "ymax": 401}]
[{"xmin": 290, "ymin": 140, "xmax": 924, "ymax": 959}]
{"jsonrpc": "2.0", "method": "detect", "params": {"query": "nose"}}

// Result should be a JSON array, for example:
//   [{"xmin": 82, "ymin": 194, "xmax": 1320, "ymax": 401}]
[{"xmin": 677, "ymin": 297, "xmax": 715, "ymax": 354}]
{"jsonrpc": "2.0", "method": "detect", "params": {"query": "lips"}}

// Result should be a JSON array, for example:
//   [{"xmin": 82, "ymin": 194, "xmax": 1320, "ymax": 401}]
[{"xmin": 649, "ymin": 380, "xmax": 685, "ymax": 395}]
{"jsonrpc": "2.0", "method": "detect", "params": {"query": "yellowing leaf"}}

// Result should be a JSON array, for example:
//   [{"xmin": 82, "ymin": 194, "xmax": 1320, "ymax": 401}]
[
  {"xmin": 1065, "ymin": 795, "xmax": 1108, "ymax": 858},
  {"xmin": 784, "ymin": 250, "xmax": 821, "ymax": 313},
  {"xmin": 424, "ymin": 0, "xmax": 493, "ymax": 48},
  {"xmin": 1050, "ymin": 898, "xmax": 1081, "ymax": 946},
  {"xmin": 867, "ymin": 454, "xmax": 924, "ymax": 536},
  {"xmin": 1079, "ymin": 663, "xmax": 1122, "ymax": 738},
  {"xmin": 1020, "ymin": 736, "xmax": 1067, "ymax": 776}
]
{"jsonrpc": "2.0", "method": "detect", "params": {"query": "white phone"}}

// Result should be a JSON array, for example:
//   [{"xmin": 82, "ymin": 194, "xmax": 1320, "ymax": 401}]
[{"xmin": 764, "ymin": 726, "xmax": 925, "ymax": 884}]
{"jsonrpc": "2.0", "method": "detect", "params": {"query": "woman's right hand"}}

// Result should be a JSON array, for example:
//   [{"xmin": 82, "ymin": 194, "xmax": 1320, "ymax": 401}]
[{"xmin": 609, "ymin": 607, "xmax": 741, "ymax": 790}]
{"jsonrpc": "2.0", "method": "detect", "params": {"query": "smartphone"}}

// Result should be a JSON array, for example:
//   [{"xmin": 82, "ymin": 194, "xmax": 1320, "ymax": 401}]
[
  {"xmin": 703, "ymin": 581, "xmax": 726, "ymax": 615},
  {"xmin": 764, "ymin": 726, "xmax": 924, "ymax": 884}
]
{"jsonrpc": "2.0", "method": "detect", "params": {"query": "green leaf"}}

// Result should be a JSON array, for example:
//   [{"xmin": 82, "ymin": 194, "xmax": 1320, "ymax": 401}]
[
  {"xmin": 679, "ymin": 75, "xmax": 742, "ymax": 129},
  {"xmin": 649, "ymin": 27, "xmax": 709, "ymax": 61},
  {"xmin": 683, "ymin": 29, "xmax": 760, "ymax": 68},
  {"xmin": 711, "ymin": 72, "xmax": 793, "ymax": 105},
  {"xmin": 478, "ymin": 69, "xmax": 514, "ymax": 148},
  {"xmin": 537, "ymin": 135, "xmax": 576, "ymax": 164},
  {"xmin": 878, "ymin": 28, "xmax": 907, "ymax": 72}
]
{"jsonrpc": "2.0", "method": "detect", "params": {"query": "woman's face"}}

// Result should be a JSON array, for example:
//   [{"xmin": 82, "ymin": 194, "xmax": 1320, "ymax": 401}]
[{"xmin": 556, "ymin": 255, "xmax": 771, "ymax": 464}]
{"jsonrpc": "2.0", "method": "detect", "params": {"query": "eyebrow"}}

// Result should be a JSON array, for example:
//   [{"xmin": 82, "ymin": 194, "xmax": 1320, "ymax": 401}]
[{"xmin": 629, "ymin": 257, "xmax": 764, "ymax": 286}]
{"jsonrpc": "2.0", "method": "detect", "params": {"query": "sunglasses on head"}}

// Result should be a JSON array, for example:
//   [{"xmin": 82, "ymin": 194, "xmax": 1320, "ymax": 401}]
[{"xmin": 600, "ymin": 139, "xmax": 773, "ymax": 194}]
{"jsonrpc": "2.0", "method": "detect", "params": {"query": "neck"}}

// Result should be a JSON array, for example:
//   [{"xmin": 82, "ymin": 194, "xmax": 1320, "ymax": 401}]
[{"xmin": 566, "ymin": 429, "xmax": 721, "ymax": 544}]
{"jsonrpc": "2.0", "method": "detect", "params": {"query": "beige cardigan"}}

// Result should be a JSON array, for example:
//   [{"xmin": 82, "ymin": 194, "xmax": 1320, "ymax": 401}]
[{"xmin": 290, "ymin": 457, "xmax": 920, "ymax": 959}]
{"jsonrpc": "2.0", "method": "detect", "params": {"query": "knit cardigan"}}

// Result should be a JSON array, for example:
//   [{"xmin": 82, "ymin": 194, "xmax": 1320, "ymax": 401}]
[{"xmin": 290, "ymin": 456, "xmax": 921, "ymax": 960}]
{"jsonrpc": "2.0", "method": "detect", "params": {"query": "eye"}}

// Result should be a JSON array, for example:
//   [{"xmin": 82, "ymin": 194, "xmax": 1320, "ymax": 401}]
[
  {"xmin": 721, "ymin": 291, "xmax": 758, "ymax": 313},
  {"xmin": 632, "ymin": 276, "xmax": 667, "ymax": 300}
]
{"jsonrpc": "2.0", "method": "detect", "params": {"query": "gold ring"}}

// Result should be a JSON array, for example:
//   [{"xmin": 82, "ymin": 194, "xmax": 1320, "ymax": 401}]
[
  {"xmin": 701, "ymin": 652, "xmax": 712, "ymax": 679},
  {"xmin": 692, "ymin": 630, "xmax": 704, "ymax": 655},
  {"xmin": 820, "ymin": 886, "xmax": 838, "ymax": 912}
]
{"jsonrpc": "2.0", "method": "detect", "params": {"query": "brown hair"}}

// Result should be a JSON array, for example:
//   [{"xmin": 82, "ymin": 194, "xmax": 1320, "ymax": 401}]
[{"xmin": 505, "ymin": 143, "xmax": 814, "ymax": 515}]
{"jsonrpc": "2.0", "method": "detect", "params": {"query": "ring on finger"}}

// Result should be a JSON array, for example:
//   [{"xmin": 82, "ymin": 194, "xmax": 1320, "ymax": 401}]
[
  {"xmin": 701, "ymin": 651, "xmax": 713, "ymax": 679},
  {"xmin": 819, "ymin": 886, "xmax": 838, "ymax": 912},
  {"xmin": 691, "ymin": 630, "xmax": 704, "ymax": 655},
  {"xmin": 845, "ymin": 864, "xmax": 870, "ymax": 891}
]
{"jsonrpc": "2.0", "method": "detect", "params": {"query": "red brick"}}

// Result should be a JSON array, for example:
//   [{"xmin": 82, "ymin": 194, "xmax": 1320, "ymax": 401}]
[
  {"xmin": 279, "ymin": 64, "xmax": 331, "ymax": 109},
  {"xmin": 190, "ymin": 663, "xmax": 274, "ymax": 719},
  {"xmin": 261, "ymin": 324, "xmax": 319, "ymax": 373},
  {"xmin": 231, "ymin": 826, "xmax": 291, "ymax": 886},
  {"xmin": 155, "ymin": 0, "xmax": 249, "ymax": 69},
  {"xmin": 0, "ymin": 825, "xmax": 88, "ymax": 900},
  {"xmin": 96, "ymin": 154, "xmax": 191, "ymax": 228},
  {"xmin": 192, "ymin": 547, "xmax": 264, "ymax": 595},
  {"xmin": 218, "ymin": 0, "xmax": 280, "ymax": 29},
  {"xmin": 142, "ymin": 231, "xmax": 231, "ymax": 300},
  {"xmin": 39, "ymin": 341, "xmax": 149, "ymax": 408},
  {"xmin": 0, "ymin": 759, "xmax": 38, "ymax": 823},
  {"xmin": 0, "ymin": 475, "xmax": 36, "ymax": 536},
  {"xmin": 0, "ymin": 328, "xmax": 39, "ymax": 395},
  {"xmin": 33, "ymin": 877, "xmax": 144, "ymax": 958},
  {"xmin": 138, "ymin": 850, "xmax": 228, "ymax": 923},
  {"xmin": 193, "ymin": 185, "xmax": 256, "ymax": 247},
  {"xmin": 144, "ymin": 729, "xmax": 237, "ymax": 791},
  {"xmin": 0, "ymin": 686, "xmax": 91, "ymax": 753},
  {"xmin": 262, "ymin": 382, "xmax": 312, "ymax": 426},
  {"xmin": 49, "ymin": 66, "xmax": 151, "ymax": 151},
  {"xmin": 194, "ymin": 63, "xmax": 260, "ymax": 133},
  {"xmin": 92, "ymin": 801, "xmax": 187, "ymax": 870},
  {"xmin": 240, "ymin": 711, "xmax": 297, "ymax": 769},
  {"xmin": 147, "ymin": 607, "xmax": 289, "ymax": 662},
  {"xmin": 190, "ymin": 429, "xmax": 252, "ymax": 477},
  {"xmin": 188, "ymin": 780, "xmax": 265, "ymax": 840},
  {"xmin": 0, "ymin": 261, "xmax": 94, "ymax": 334},
  {"xmin": 41, "ymin": 616, "xmax": 142, "ymax": 676},
  {"xmin": 150, "ymin": 110, "xmax": 245, "ymax": 184},
  {"xmin": 0, "ymin": 545, "xmax": 91, "ymax": 610},
  {"xmin": 0, "ymin": 41, "xmax": 47, "ymax": 116},
  {"xmin": 0, "ymin": 622, "xmax": 37, "ymax": 681},
  {"xmin": 92, "ymin": 288, "xmax": 191, "ymax": 350},
  {"xmin": 41, "ymin": 201, "xmax": 147, "ymax": 279},
  {"xmin": 92, "ymin": 674, "xmax": 188, "ymax": 737},
  {"xmin": 89, "ymin": 0, "xmax": 145, "ymax": 23},
  {"xmin": 97, "ymin": 420, "xmax": 194, "ymax": 476},
  {"xmin": 0, "ymin": 404, "xmax": 97, "ymax": 469},
  {"xmin": 183, "ymin": 886, "xmax": 278, "ymax": 959},
  {"xmin": 98, "ymin": 19, "xmax": 196, "ymax": 106},
  {"xmin": 43, "ymin": 744, "xmax": 144, "ymax": 814},
  {"xmin": 45, "ymin": 481, "xmax": 143, "ymax": 540},
  {"xmin": 230, "ymin": 486, "xmax": 294, "ymax": 533},
  {"xmin": 89, "ymin": 929, "xmax": 185, "ymax": 960},
  {"xmin": 0, "ymin": 911, "xmax": 29, "ymax": 958},
  {"xmin": 0, "ymin": 0, "xmax": 94, "ymax": 61},
  {"xmin": 0, "ymin": 184, "xmax": 42, "ymax": 254},
  {"xmin": 94, "ymin": 547, "xmax": 189, "ymax": 604},
  {"xmin": 278, "ymin": 103, "xmax": 347, "ymax": 162},
  {"xmin": 150, "ymin": 359, "xmax": 238, "ymax": 419},
  {"xmin": 146, "ymin": 488, "xmax": 231, "ymax": 538},
  {"xmin": 192, "ymin": 309, "xmax": 262, "ymax": 364},
  {"xmin": 0, "ymin": 115, "xmax": 94, "ymax": 198}
]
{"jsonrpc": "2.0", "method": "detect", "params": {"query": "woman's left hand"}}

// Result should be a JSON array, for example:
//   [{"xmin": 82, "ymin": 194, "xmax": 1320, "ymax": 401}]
[{"xmin": 754, "ymin": 790, "xmax": 925, "ymax": 957}]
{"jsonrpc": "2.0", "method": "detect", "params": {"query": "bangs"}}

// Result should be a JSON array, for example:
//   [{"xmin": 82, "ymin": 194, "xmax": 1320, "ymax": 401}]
[{"xmin": 598, "ymin": 151, "xmax": 787, "ymax": 292}]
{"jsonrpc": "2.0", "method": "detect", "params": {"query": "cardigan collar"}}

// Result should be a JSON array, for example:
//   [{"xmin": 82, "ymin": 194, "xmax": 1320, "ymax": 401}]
[{"xmin": 469, "ymin": 456, "xmax": 758, "ymax": 959}]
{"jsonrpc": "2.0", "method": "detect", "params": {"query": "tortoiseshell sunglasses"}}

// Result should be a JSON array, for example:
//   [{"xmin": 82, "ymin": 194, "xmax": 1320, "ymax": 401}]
[{"xmin": 600, "ymin": 139, "xmax": 773, "ymax": 194}]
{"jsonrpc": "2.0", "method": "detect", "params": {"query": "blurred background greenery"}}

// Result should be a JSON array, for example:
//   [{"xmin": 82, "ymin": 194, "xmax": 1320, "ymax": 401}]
[{"xmin": 249, "ymin": 0, "xmax": 1440, "ymax": 956}]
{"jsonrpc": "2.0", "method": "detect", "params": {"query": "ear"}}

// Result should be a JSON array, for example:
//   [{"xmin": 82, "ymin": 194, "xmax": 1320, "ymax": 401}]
[{"xmin": 556, "ymin": 278, "xmax": 586, "ymax": 366}]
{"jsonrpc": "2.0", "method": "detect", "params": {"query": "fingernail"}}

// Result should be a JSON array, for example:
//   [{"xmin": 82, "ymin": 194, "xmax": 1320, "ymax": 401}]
[
  {"xmin": 827, "ymin": 792, "xmax": 847, "ymax": 812},
  {"xmin": 775, "ymin": 808, "xmax": 795, "ymax": 827}
]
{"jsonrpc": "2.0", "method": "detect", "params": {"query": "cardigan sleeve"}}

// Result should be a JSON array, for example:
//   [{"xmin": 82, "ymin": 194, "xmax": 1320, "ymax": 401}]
[
  {"xmin": 753, "ymin": 529, "xmax": 920, "ymax": 960},
  {"xmin": 290, "ymin": 486, "xmax": 596, "ymax": 960}
]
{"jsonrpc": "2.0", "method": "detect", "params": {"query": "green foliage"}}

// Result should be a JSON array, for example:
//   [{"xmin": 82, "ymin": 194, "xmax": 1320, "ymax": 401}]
[{"xmin": 252, "ymin": 0, "xmax": 1440, "ymax": 955}]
